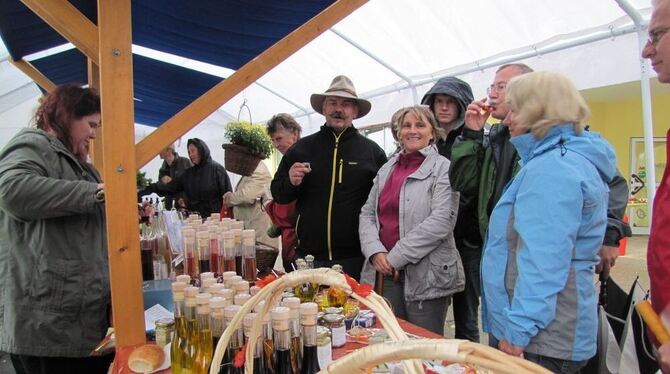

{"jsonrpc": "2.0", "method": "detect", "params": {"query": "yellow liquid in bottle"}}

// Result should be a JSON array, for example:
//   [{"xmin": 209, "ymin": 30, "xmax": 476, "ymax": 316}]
[
  {"xmin": 181, "ymin": 318, "xmax": 199, "ymax": 374},
  {"xmin": 193, "ymin": 328, "xmax": 213, "ymax": 374},
  {"xmin": 171, "ymin": 316, "xmax": 187, "ymax": 374}
]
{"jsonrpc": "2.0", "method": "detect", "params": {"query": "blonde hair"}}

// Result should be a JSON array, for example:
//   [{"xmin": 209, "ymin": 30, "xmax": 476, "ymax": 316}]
[
  {"xmin": 392, "ymin": 105, "xmax": 444, "ymax": 149},
  {"xmin": 506, "ymin": 71, "xmax": 589, "ymax": 139}
]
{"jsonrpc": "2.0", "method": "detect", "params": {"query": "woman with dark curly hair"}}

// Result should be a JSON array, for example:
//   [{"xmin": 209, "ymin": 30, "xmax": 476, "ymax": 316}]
[{"xmin": 0, "ymin": 84, "xmax": 113, "ymax": 373}]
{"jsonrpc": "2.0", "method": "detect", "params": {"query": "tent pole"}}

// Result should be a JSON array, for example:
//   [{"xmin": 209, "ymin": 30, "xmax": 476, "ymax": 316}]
[{"xmin": 615, "ymin": 0, "xmax": 656, "ymax": 223}]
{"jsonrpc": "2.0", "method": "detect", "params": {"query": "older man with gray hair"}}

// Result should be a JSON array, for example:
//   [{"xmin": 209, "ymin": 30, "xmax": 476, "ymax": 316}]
[
  {"xmin": 158, "ymin": 143, "xmax": 192, "ymax": 209},
  {"xmin": 642, "ymin": 0, "xmax": 670, "ymax": 372}
]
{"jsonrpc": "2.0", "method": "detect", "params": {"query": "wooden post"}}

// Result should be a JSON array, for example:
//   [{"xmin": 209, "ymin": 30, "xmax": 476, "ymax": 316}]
[
  {"xmin": 97, "ymin": 0, "xmax": 145, "ymax": 347},
  {"xmin": 135, "ymin": 0, "xmax": 368, "ymax": 168}
]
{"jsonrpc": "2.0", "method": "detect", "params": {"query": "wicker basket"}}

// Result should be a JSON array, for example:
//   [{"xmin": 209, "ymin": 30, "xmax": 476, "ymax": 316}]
[
  {"xmin": 222, "ymin": 144, "xmax": 262, "ymax": 177},
  {"xmin": 210, "ymin": 268, "xmax": 422, "ymax": 374},
  {"xmin": 255, "ymin": 243, "xmax": 278, "ymax": 276},
  {"xmin": 322, "ymin": 339, "xmax": 552, "ymax": 374}
]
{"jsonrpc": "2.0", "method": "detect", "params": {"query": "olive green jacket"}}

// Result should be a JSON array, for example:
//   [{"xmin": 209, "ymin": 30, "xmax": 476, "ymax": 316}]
[{"xmin": 0, "ymin": 128, "xmax": 109, "ymax": 357}]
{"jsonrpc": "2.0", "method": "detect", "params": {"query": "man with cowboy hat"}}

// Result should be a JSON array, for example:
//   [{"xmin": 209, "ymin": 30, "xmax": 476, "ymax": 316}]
[{"xmin": 271, "ymin": 75, "xmax": 387, "ymax": 279}]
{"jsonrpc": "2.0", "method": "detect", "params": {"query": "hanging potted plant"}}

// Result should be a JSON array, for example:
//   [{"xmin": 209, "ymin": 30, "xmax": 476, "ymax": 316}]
[{"xmin": 222, "ymin": 120, "xmax": 273, "ymax": 176}]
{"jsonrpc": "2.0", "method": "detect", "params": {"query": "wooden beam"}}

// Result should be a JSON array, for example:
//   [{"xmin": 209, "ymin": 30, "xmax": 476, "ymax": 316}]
[
  {"xmin": 135, "ymin": 0, "xmax": 368, "ymax": 168},
  {"xmin": 8, "ymin": 58, "xmax": 56, "ymax": 92},
  {"xmin": 88, "ymin": 59, "xmax": 105, "ymax": 171},
  {"xmin": 97, "ymin": 0, "xmax": 145, "ymax": 348},
  {"xmin": 21, "ymin": 0, "xmax": 99, "ymax": 64}
]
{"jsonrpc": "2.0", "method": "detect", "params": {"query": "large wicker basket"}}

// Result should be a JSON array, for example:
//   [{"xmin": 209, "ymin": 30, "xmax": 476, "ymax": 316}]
[
  {"xmin": 209, "ymin": 268, "xmax": 551, "ymax": 374},
  {"xmin": 222, "ymin": 144, "xmax": 262, "ymax": 177}
]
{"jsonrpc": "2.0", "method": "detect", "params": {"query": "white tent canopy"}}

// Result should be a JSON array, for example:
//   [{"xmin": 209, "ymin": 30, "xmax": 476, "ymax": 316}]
[{"xmin": 0, "ymin": 0, "xmax": 663, "ymax": 201}]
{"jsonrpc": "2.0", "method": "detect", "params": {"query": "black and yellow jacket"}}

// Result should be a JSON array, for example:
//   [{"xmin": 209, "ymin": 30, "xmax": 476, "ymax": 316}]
[{"xmin": 271, "ymin": 125, "xmax": 387, "ymax": 261}]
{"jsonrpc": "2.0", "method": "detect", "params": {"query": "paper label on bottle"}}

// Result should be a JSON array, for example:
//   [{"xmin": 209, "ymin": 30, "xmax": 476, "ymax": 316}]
[{"xmin": 317, "ymin": 341, "xmax": 332, "ymax": 369}]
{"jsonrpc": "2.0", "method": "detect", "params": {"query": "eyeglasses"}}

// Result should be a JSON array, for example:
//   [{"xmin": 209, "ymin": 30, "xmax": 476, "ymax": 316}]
[
  {"xmin": 648, "ymin": 27, "xmax": 670, "ymax": 47},
  {"xmin": 487, "ymin": 82, "xmax": 507, "ymax": 96}
]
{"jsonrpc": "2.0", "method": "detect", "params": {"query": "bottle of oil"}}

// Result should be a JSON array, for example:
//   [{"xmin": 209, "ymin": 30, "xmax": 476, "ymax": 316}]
[
  {"xmin": 210, "ymin": 296, "xmax": 226, "ymax": 357},
  {"xmin": 182, "ymin": 286, "xmax": 200, "ymax": 374},
  {"xmin": 293, "ymin": 261, "xmax": 316, "ymax": 303},
  {"xmin": 171, "ymin": 281, "xmax": 188, "ymax": 374},
  {"xmin": 254, "ymin": 301, "xmax": 275, "ymax": 374},
  {"xmin": 243, "ymin": 313, "xmax": 264, "ymax": 374},
  {"xmin": 193, "ymin": 293, "xmax": 213, "ymax": 374},
  {"xmin": 281, "ymin": 297, "xmax": 301, "ymax": 374},
  {"xmin": 222, "ymin": 304, "xmax": 243, "ymax": 374},
  {"xmin": 242, "ymin": 229, "xmax": 257, "ymax": 281},
  {"xmin": 299, "ymin": 303, "xmax": 320, "ymax": 374},
  {"xmin": 272, "ymin": 306, "xmax": 294, "ymax": 374}
]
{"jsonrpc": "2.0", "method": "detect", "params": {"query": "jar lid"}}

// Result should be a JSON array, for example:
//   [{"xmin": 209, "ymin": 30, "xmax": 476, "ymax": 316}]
[
  {"xmin": 210, "ymin": 296, "xmax": 226, "ymax": 309},
  {"xmin": 324, "ymin": 307, "xmax": 344, "ymax": 315},
  {"xmin": 155, "ymin": 318, "xmax": 175, "ymax": 328},
  {"xmin": 316, "ymin": 325, "xmax": 330, "ymax": 337},
  {"xmin": 323, "ymin": 313, "xmax": 344, "ymax": 323}
]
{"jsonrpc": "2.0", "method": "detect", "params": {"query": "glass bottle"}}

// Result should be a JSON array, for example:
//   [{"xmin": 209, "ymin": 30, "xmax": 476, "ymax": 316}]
[
  {"xmin": 222, "ymin": 271, "xmax": 237, "ymax": 289},
  {"xmin": 193, "ymin": 294, "xmax": 213, "ymax": 374},
  {"xmin": 327, "ymin": 265, "xmax": 347, "ymax": 308},
  {"xmin": 223, "ymin": 305, "xmax": 244, "ymax": 374},
  {"xmin": 243, "ymin": 313, "xmax": 264, "ymax": 374},
  {"xmin": 223, "ymin": 232, "xmax": 236, "ymax": 273},
  {"xmin": 304, "ymin": 255, "xmax": 315, "ymax": 270},
  {"xmin": 231, "ymin": 229, "xmax": 243, "ymax": 277},
  {"xmin": 255, "ymin": 302, "xmax": 275, "ymax": 374},
  {"xmin": 209, "ymin": 225, "xmax": 221, "ymax": 275},
  {"xmin": 299, "ymin": 303, "xmax": 320, "ymax": 374},
  {"xmin": 282, "ymin": 297, "xmax": 301, "ymax": 374},
  {"xmin": 293, "ymin": 261, "xmax": 316, "ymax": 303},
  {"xmin": 171, "ymin": 281, "xmax": 188, "ymax": 374},
  {"xmin": 155, "ymin": 210, "xmax": 173, "ymax": 278},
  {"xmin": 196, "ymin": 231, "xmax": 211, "ymax": 273},
  {"xmin": 316, "ymin": 326, "xmax": 332, "ymax": 370},
  {"xmin": 183, "ymin": 286, "xmax": 200, "ymax": 373},
  {"xmin": 272, "ymin": 306, "xmax": 294, "ymax": 374},
  {"xmin": 140, "ymin": 222, "xmax": 155, "ymax": 281},
  {"xmin": 210, "ymin": 296, "xmax": 226, "ymax": 358},
  {"xmin": 183, "ymin": 228, "xmax": 199, "ymax": 278},
  {"xmin": 219, "ymin": 288, "xmax": 234, "ymax": 307},
  {"xmin": 242, "ymin": 229, "xmax": 257, "ymax": 281}
]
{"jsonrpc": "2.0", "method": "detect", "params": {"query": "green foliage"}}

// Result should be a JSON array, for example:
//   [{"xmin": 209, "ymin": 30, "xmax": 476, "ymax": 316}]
[
  {"xmin": 224, "ymin": 120, "xmax": 273, "ymax": 159},
  {"xmin": 136, "ymin": 171, "xmax": 152, "ymax": 190}
]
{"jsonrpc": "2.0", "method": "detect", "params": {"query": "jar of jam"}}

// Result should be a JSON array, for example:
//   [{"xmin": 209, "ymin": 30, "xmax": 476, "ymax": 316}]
[
  {"xmin": 155, "ymin": 318, "xmax": 175, "ymax": 348},
  {"xmin": 322, "ymin": 313, "xmax": 346, "ymax": 348}
]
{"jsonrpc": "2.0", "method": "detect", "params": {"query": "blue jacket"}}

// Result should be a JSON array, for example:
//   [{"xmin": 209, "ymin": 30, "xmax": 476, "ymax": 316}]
[{"xmin": 481, "ymin": 124, "xmax": 616, "ymax": 361}]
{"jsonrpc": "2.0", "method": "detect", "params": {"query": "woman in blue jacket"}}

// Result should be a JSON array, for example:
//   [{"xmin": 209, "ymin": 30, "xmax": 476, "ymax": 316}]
[{"xmin": 481, "ymin": 71, "xmax": 616, "ymax": 373}]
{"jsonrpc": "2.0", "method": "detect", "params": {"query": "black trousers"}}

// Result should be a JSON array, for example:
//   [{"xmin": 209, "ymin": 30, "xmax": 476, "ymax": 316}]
[{"xmin": 10, "ymin": 353, "xmax": 114, "ymax": 374}]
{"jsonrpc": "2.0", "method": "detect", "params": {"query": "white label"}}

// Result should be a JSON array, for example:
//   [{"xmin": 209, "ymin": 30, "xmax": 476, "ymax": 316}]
[
  {"xmin": 317, "ymin": 341, "xmax": 332, "ymax": 369},
  {"xmin": 331, "ymin": 325, "xmax": 346, "ymax": 348}
]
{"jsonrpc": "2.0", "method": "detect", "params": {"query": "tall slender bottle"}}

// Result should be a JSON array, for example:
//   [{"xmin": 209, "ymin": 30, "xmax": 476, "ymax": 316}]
[
  {"xmin": 223, "ymin": 304, "xmax": 244, "ymax": 374},
  {"xmin": 209, "ymin": 225, "xmax": 221, "ymax": 275},
  {"xmin": 210, "ymin": 296, "xmax": 226, "ymax": 358},
  {"xmin": 193, "ymin": 293, "xmax": 213, "ymax": 374},
  {"xmin": 272, "ymin": 306, "xmax": 294, "ymax": 374},
  {"xmin": 183, "ymin": 228, "xmax": 199, "ymax": 278},
  {"xmin": 299, "ymin": 303, "xmax": 320, "ymax": 374},
  {"xmin": 223, "ymin": 232, "xmax": 236, "ymax": 273},
  {"xmin": 282, "ymin": 297, "xmax": 301, "ymax": 374},
  {"xmin": 254, "ymin": 302, "xmax": 275, "ymax": 374},
  {"xmin": 171, "ymin": 281, "xmax": 188, "ymax": 374},
  {"xmin": 196, "ymin": 231, "xmax": 211, "ymax": 273},
  {"xmin": 231, "ymin": 228, "xmax": 243, "ymax": 277},
  {"xmin": 242, "ymin": 229, "xmax": 257, "ymax": 281},
  {"xmin": 183, "ymin": 286, "xmax": 200, "ymax": 373},
  {"xmin": 243, "ymin": 313, "xmax": 265, "ymax": 374}
]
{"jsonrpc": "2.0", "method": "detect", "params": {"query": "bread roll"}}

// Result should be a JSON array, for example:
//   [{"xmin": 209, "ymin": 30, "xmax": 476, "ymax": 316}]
[{"xmin": 128, "ymin": 344, "xmax": 165, "ymax": 373}]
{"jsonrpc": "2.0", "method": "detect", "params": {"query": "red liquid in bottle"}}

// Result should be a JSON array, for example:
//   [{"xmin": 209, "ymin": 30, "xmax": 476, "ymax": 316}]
[
  {"xmin": 235, "ymin": 256, "xmax": 243, "ymax": 277},
  {"xmin": 243, "ymin": 257, "xmax": 257, "ymax": 282},
  {"xmin": 186, "ymin": 254, "xmax": 197, "ymax": 277},
  {"xmin": 210, "ymin": 252, "xmax": 220, "ymax": 274},
  {"xmin": 224, "ymin": 258, "xmax": 236, "ymax": 273}
]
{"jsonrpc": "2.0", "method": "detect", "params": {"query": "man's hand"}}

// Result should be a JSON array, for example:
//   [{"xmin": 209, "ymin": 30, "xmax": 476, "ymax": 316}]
[
  {"xmin": 160, "ymin": 175, "xmax": 172, "ymax": 184},
  {"xmin": 659, "ymin": 342, "xmax": 670, "ymax": 373},
  {"xmin": 289, "ymin": 162, "xmax": 311, "ymax": 186},
  {"xmin": 596, "ymin": 245, "xmax": 619, "ymax": 278},
  {"xmin": 371, "ymin": 252, "xmax": 393, "ymax": 275},
  {"xmin": 222, "ymin": 191, "xmax": 232, "ymax": 208},
  {"xmin": 499, "ymin": 339, "xmax": 524, "ymax": 357},
  {"xmin": 464, "ymin": 98, "xmax": 493, "ymax": 131}
]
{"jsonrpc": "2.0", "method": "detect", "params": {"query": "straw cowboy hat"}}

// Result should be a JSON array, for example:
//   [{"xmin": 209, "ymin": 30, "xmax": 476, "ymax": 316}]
[{"xmin": 310, "ymin": 75, "xmax": 371, "ymax": 118}]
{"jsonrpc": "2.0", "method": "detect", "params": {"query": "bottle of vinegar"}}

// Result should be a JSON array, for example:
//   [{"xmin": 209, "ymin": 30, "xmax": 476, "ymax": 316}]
[
  {"xmin": 272, "ymin": 307, "xmax": 294, "ymax": 374},
  {"xmin": 299, "ymin": 303, "xmax": 320, "ymax": 374},
  {"xmin": 281, "ymin": 297, "xmax": 301, "ymax": 374}
]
